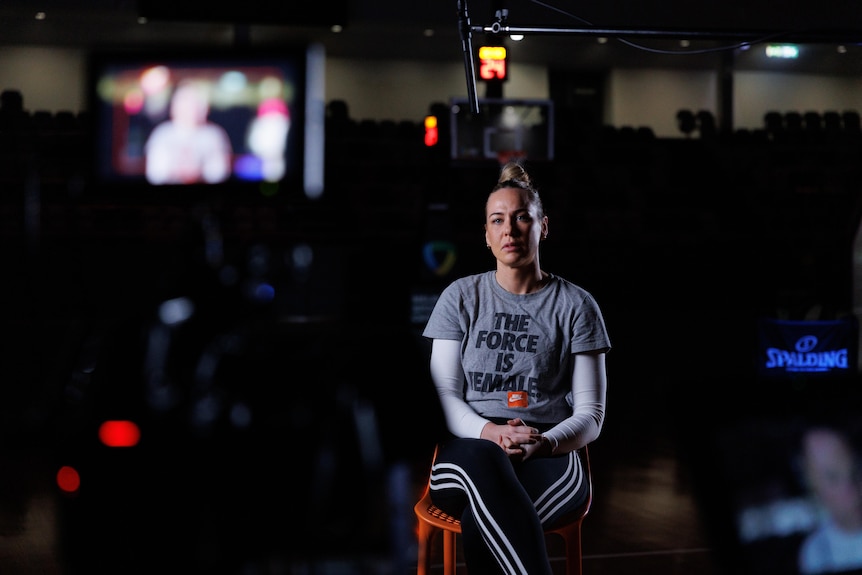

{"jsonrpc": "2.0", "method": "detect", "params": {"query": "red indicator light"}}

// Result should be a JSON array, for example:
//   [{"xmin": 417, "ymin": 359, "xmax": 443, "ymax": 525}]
[
  {"xmin": 56, "ymin": 465, "xmax": 81, "ymax": 494},
  {"xmin": 98, "ymin": 420, "xmax": 141, "ymax": 447},
  {"xmin": 479, "ymin": 59, "xmax": 506, "ymax": 81},
  {"xmin": 424, "ymin": 115, "xmax": 439, "ymax": 147}
]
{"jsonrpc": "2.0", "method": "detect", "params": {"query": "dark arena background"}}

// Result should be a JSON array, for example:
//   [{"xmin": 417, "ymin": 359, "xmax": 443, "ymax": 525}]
[{"xmin": 2, "ymin": 1, "xmax": 862, "ymax": 574}]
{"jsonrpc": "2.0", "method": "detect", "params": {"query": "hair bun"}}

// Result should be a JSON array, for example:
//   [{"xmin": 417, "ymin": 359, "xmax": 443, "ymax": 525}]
[{"xmin": 498, "ymin": 161, "xmax": 530, "ymax": 187}]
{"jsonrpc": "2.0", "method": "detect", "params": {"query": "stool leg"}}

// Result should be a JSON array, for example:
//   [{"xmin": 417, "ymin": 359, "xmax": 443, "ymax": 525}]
[
  {"xmin": 443, "ymin": 530, "xmax": 457, "ymax": 575},
  {"xmin": 416, "ymin": 522, "xmax": 436, "ymax": 575},
  {"xmin": 561, "ymin": 524, "xmax": 583, "ymax": 575}
]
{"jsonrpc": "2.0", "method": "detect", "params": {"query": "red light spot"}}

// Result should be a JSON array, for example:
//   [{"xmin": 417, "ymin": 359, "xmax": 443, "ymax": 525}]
[
  {"xmin": 123, "ymin": 89, "xmax": 145, "ymax": 114},
  {"xmin": 98, "ymin": 420, "xmax": 141, "ymax": 447},
  {"xmin": 56, "ymin": 465, "xmax": 81, "ymax": 494},
  {"xmin": 479, "ymin": 58, "xmax": 506, "ymax": 81},
  {"xmin": 424, "ymin": 116, "xmax": 439, "ymax": 147}
]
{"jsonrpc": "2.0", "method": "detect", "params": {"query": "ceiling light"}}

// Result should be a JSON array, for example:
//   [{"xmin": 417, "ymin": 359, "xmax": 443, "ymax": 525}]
[{"xmin": 765, "ymin": 44, "xmax": 799, "ymax": 59}]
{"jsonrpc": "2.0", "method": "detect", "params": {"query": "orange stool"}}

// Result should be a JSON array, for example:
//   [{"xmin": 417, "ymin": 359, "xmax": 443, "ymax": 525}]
[{"xmin": 414, "ymin": 444, "xmax": 592, "ymax": 575}]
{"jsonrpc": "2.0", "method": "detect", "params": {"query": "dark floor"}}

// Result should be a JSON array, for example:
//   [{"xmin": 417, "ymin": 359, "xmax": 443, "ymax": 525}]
[
  {"xmin": 0, "ymin": 305, "xmax": 844, "ymax": 575},
  {"xmin": 0, "ymin": 400, "xmax": 729, "ymax": 575},
  {"xmin": 413, "ymin": 425, "xmax": 727, "ymax": 575},
  {"xmin": 0, "ymin": 435, "xmax": 723, "ymax": 575}
]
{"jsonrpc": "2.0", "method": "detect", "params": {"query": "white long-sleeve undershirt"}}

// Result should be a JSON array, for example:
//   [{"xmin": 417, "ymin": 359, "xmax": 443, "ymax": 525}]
[{"xmin": 429, "ymin": 338, "xmax": 607, "ymax": 454}]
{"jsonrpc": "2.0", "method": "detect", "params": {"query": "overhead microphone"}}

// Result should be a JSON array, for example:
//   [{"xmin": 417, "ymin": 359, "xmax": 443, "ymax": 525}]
[{"xmin": 456, "ymin": 0, "xmax": 480, "ymax": 114}]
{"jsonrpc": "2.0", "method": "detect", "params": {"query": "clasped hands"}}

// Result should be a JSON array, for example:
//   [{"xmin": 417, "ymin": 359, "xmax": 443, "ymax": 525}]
[{"xmin": 481, "ymin": 418, "xmax": 548, "ymax": 462}]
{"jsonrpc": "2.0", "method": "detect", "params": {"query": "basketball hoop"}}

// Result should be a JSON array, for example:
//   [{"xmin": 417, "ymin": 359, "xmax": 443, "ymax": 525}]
[{"xmin": 496, "ymin": 149, "xmax": 526, "ymax": 165}]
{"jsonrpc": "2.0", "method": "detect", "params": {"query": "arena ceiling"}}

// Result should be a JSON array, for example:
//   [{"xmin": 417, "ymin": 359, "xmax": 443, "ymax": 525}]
[{"xmin": 1, "ymin": 0, "xmax": 861, "ymax": 75}]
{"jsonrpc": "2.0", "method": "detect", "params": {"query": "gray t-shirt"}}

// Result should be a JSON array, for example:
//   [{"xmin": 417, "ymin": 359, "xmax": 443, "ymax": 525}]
[{"xmin": 423, "ymin": 270, "xmax": 611, "ymax": 427}]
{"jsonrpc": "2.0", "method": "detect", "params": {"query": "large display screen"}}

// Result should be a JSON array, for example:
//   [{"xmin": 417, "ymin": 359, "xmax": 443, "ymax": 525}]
[{"xmin": 87, "ymin": 43, "xmax": 324, "ymax": 198}]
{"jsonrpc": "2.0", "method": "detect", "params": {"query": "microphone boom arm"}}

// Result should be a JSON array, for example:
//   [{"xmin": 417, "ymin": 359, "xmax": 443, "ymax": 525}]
[
  {"xmin": 471, "ymin": 21, "xmax": 862, "ymax": 43},
  {"xmin": 457, "ymin": 0, "xmax": 480, "ymax": 114}
]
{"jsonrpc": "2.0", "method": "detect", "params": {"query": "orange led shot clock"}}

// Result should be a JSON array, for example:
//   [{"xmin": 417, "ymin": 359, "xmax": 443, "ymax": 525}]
[{"xmin": 478, "ymin": 45, "xmax": 507, "ymax": 81}]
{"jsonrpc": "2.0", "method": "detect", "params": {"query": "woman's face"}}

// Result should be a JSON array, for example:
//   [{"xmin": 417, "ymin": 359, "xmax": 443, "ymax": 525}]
[
  {"xmin": 484, "ymin": 187, "xmax": 547, "ymax": 269},
  {"xmin": 171, "ymin": 84, "xmax": 210, "ymax": 127},
  {"xmin": 804, "ymin": 429, "xmax": 862, "ymax": 530}
]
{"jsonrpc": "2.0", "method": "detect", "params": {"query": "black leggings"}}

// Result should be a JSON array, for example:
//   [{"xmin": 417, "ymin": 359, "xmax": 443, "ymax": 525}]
[{"xmin": 428, "ymin": 438, "xmax": 590, "ymax": 575}]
